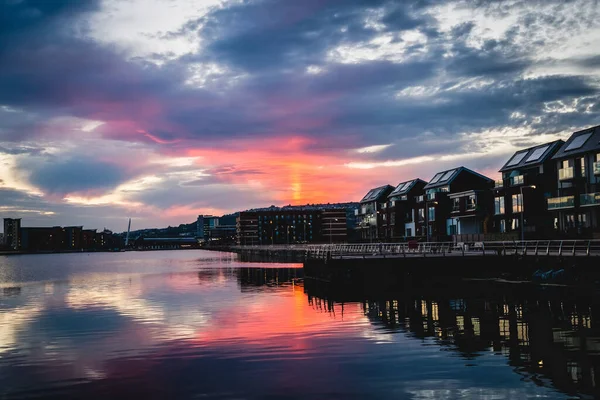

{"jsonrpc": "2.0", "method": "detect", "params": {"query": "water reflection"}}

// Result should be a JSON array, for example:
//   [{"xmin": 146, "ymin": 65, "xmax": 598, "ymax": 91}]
[
  {"xmin": 305, "ymin": 280, "xmax": 600, "ymax": 398},
  {"xmin": 0, "ymin": 251, "xmax": 587, "ymax": 399}
]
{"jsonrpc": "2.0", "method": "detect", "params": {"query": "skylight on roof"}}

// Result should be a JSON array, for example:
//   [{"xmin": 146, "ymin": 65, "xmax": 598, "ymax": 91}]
[
  {"xmin": 399, "ymin": 181, "xmax": 412, "ymax": 191},
  {"xmin": 506, "ymin": 151, "xmax": 528, "ymax": 167},
  {"xmin": 366, "ymin": 187, "xmax": 384, "ymax": 200},
  {"xmin": 439, "ymin": 169, "xmax": 456, "ymax": 182},
  {"xmin": 525, "ymin": 145, "xmax": 550, "ymax": 163},
  {"xmin": 565, "ymin": 132, "xmax": 593, "ymax": 151},
  {"xmin": 391, "ymin": 182, "xmax": 409, "ymax": 195},
  {"xmin": 361, "ymin": 189, "xmax": 375, "ymax": 201},
  {"xmin": 428, "ymin": 172, "xmax": 444, "ymax": 184}
]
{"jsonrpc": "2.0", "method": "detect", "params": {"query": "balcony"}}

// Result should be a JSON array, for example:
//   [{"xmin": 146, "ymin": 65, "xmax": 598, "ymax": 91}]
[
  {"xmin": 594, "ymin": 162, "xmax": 600, "ymax": 176},
  {"xmin": 494, "ymin": 179, "xmax": 504, "ymax": 188},
  {"xmin": 547, "ymin": 195, "xmax": 575, "ymax": 210},
  {"xmin": 466, "ymin": 203, "xmax": 477, "ymax": 211},
  {"xmin": 510, "ymin": 175, "xmax": 524, "ymax": 186},
  {"xmin": 581, "ymin": 193, "xmax": 600, "ymax": 207},
  {"xmin": 559, "ymin": 167, "xmax": 574, "ymax": 181}
]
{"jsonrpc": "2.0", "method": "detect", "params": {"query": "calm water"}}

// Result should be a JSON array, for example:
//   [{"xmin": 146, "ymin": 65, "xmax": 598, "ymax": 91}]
[{"xmin": 0, "ymin": 251, "xmax": 598, "ymax": 399}]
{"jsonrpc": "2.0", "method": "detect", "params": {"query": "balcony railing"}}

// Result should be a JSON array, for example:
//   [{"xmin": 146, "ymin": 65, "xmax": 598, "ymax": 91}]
[
  {"xmin": 559, "ymin": 167, "xmax": 574, "ymax": 181},
  {"xmin": 594, "ymin": 162, "xmax": 600, "ymax": 176},
  {"xmin": 452, "ymin": 205, "xmax": 460, "ymax": 213},
  {"xmin": 581, "ymin": 193, "xmax": 600, "ymax": 207},
  {"xmin": 494, "ymin": 179, "xmax": 504, "ymax": 188},
  {"xmin": 510, "ymin": 175, "xmax": 524, "ymax": 186},
  {"xmin": 466, "ymin": 203, "xmax": 477, "ymax": 211},
  {"xmin": 547, "ymin": 195, "xmax": 575, "ymax": 210}
]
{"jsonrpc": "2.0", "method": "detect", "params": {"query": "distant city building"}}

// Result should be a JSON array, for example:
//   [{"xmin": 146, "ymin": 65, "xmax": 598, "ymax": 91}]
[
  {"xmin": 3, "ymin": 218, "xmax": 21, "ymax": 250},
  {"xmin": 196, "ymin": 215, "xmax": 220, "ymax": 241},
  {"xmin": 236, "ymin": 203, "xmax": 358, "ymax": 245},
  {"xmin": 1, "ymin": 219, "xmax": 122, "ymax": 252}
]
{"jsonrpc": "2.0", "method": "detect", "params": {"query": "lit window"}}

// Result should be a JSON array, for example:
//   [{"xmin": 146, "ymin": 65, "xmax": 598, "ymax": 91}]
[
  {"xmin": 494, "ymin": 197, "xmax": 505, "ymax": 215},
  {"xmin": 512, "ymin": 194, "xmax": 523, "ymax": 213},
  {"xmin": 428, "ymin": 207, "xmax": 435, "ymax": 221}
]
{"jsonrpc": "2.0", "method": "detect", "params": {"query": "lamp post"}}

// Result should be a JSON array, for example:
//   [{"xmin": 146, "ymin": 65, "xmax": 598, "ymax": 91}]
[
  {"xmin": 329, "ymin": 218, "xmax": 339, "ymax": 244},
  {"xmin": 519, "ymin": 185, "xmax": 536, "ymax": 242}
]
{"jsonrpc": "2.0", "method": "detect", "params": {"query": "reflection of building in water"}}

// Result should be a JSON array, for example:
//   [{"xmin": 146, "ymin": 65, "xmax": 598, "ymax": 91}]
[
  {"xmin": 303, "ymin": 284, "xmax": 600, "ymax": 398},
  {"xmin": 237, "ymin": 268, "xmax": 303, "ymax": 290}
]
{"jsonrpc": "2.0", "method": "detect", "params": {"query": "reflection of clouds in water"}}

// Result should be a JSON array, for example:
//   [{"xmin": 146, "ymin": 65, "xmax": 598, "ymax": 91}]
[
  {"xmin": 0, "ymin": 303, "xmax": 43, "ymax": 354},
  {"xmin": 65, "ymin": 279, "xmax": 210, "ymax": 340}
]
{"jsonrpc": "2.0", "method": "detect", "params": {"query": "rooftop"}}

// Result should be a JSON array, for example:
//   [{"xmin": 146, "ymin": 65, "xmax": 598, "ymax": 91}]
[
  {"xmin": 245, "ymin": 202, "xmax": 359, "ymax": 212},
  {"xmin": 360, "ymin": 185, "xmax": 394, "ymax": 203},
  {"xmin": 499, "ymin": 140, "xmax": 564, "ymax": 172},
  {"xmin": 552, "ymin": 125, "xmax": 600, "ymax": 160},
  {"xmin": 423, "ymin": 166, "xmax": 492, "ymax": 190},
  {"xmin": 388, "ymin": 179, "xmax": 427, "ymax": 198}
]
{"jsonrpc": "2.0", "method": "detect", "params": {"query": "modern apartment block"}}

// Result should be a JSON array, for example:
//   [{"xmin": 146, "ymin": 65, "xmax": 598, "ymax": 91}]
[
  {"xmin": 236, "ymin": 203, "xmax": 358, "ymax": 245},
  {"xmin": 356, "ymin": 185, "xmax": 395, "ymax": 241},
  {"xmin": 382, "ymin": 179, "xmax": 427, "ymax": 240},
  {"xmin": 493, "ymin": 140, "xmax": 564, "ymax": 238},
  {"xmin": 548, "ymin": 125, "xmax": 600, "ymax": 237},
  {"xmin": 417, "ymin": 167, "xmax": 494, "ymax": 240},
  {"xmin": 3, "ymin": 218, "xmax": 21, "ymax": 250}
]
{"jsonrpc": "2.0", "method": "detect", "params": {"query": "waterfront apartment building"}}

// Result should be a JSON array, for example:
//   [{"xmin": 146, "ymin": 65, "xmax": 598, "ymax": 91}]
[
  {"xmin": 3, "ymin": 218, "xmax": 21, "ymax": 250},
  {"xmin": 2, "ymin": 219, "xmax": 122, "ymax": 252},
  {"xmin": 417, "ymin": 167, "xmax": 494, "ymax": 240},
  {"xmin": 196, "ymin": 215, "xmax": 220, "ymax": 241},
  {"xmin": 382, "ymin": 179, "xmax": 427, "ymax": 240},
  {"xmin": 236, "ymin": 204, "xmax": 358, "ymax": 245},
  {"xmin": 493, "ymin": 140, "xmax": 564, "ymax": 239},
  {"xmin": 548, "ymin": 125, "xmax": 600, "ymax": 237},
  {"xmin": 356, "ymin": 185, "xmax": 395, "ymax": 241}
]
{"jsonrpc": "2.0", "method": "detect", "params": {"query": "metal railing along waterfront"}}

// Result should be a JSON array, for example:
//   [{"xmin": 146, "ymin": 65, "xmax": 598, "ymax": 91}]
[{"xmin": 232, "ymin": 240, "xmax": 600, "ymax": 260}]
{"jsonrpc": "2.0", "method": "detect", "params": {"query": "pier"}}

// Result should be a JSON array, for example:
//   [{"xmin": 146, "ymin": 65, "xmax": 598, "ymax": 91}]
[
  {"xmin": 232, "ymin": 240, "xmax": 600, "ymax": 261},
  {"xmin": 231, "ymin": 240, "xmax": 600, "ymax": 287}
]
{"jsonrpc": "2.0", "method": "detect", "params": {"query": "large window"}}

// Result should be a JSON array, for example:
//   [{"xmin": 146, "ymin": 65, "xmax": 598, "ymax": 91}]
[
  {"xmin": 467, "ymin": 195, "xmax": 477, "ymax": 210},
  {"xmin": 499, "ymin": 219, "xmax": 506, "ymax": 233},
  {"xmin": 428, "ymin": 207, "xmax": 435, "ymax": 222},
  {"xmin": 452, "ymin": 198, "xmax": 460, "ymax": 212},
  {"xmin": 511, "ymin": 218, "xmax": 520, "ymax": 230},
  {"xmin": 494, "ymin": 197, "xmax": 505, "ymax": 215},
  {"xmin": 512, "ymin": 193, "xmax": 523, "ymax": 213},
  {"xmin": 418, "ymin": 208, "xmax": 425, "ymax": 222}
]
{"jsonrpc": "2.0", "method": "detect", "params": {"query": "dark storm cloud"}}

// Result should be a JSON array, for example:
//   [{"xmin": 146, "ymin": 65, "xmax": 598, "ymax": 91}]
[
  {"xmin": 1, "ymin": 0, "xmax": 600, "ymax": 228},
  {"xmin": 26, "ymin": 158, "xmax": 127, "ymax": 195},
  {"xmin": 3, "ymin": 0, "xmax": 598, "ymax": 150}
]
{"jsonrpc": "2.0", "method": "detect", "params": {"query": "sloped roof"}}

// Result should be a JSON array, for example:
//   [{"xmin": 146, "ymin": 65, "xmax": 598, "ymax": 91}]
[
  {"xmin": 499, "ymin": 140, "xmax": 564, "ymax": 172},
  {"xmin": 360, "ymin": 185, "xmax": 394, "ymax": 203},
  {"xmin": 388, "ymin": 179, "xmax": 427, "ymax": 198},
  {"xmin": 552, "ymin": 125, "xmax": 600, "ymax": 160},
  {"xmin": 423, "ymin": 166, "xmax": 492, "ymax": 190}
]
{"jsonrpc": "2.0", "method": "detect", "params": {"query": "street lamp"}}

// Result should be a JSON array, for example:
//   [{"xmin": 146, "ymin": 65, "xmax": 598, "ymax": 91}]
[
  {"xmin": 329, "ymin": 218, "xmax": 339, "ymax": 244},
  {"xmin": 519, "ymin": 185, "xmax": 536, "ymax": 242},
  {"xmin": 424, "ymin": 200, "xmax": 438, "ymax": 242}
]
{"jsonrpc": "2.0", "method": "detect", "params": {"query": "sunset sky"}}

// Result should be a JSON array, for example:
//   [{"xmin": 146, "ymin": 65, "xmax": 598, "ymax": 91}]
[{"xmin": 1, "ymin": 0, "xmax": 600, "ymax": 232}]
